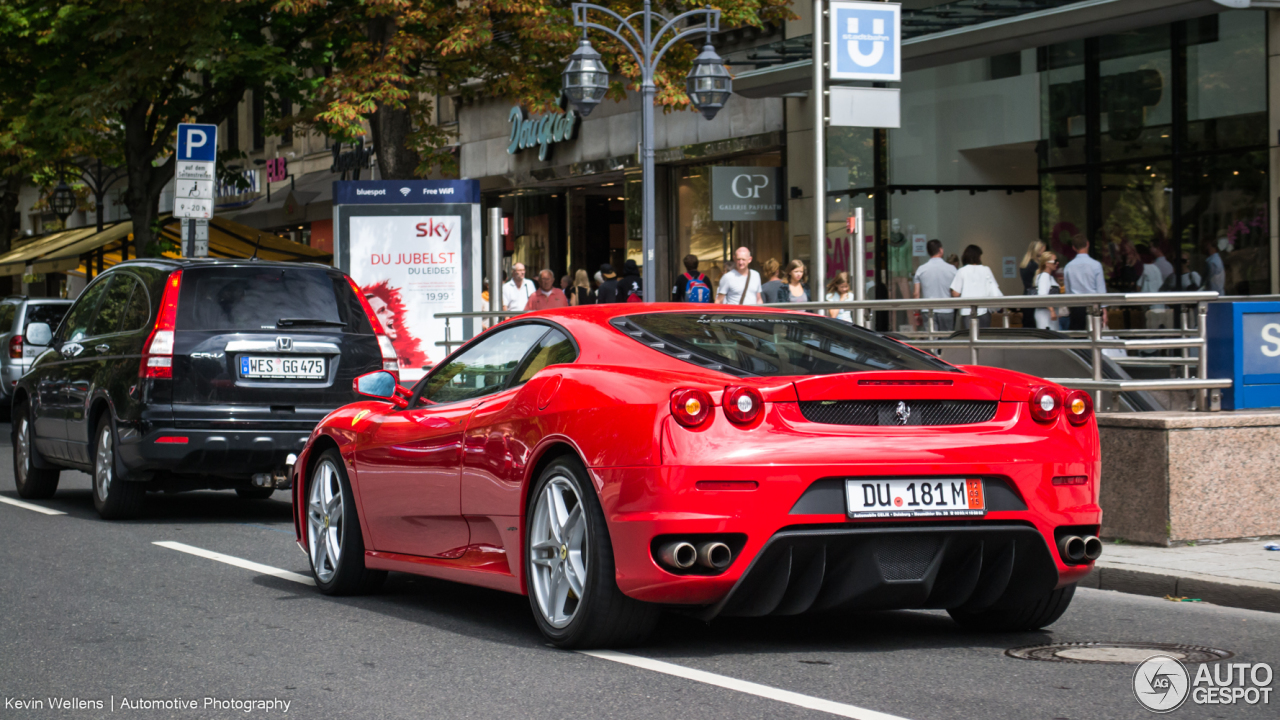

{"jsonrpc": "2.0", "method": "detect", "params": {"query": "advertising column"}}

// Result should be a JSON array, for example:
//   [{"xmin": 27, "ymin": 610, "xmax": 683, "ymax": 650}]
[{"xmin": 333, "ymin": 180, "xmax": 481, "ymax": 382}]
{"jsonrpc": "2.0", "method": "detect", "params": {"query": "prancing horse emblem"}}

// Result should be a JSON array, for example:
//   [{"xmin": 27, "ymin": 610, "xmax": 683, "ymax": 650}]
[{"xmin": 895, "ymin": 401, "xmax": 911, "ymax": 425}]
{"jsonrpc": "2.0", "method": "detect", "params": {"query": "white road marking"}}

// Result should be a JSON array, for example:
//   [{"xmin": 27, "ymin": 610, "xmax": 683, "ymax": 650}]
[
  {"xmin": 0, "ymin": 495, "xmax": 67, "ymax": 515},
  {"xmin": 579, "ymin": 650, "xmax": 913, "ymax": 720},
  {"xmin": 153, "ymin": 541, "xmax": 314, "ymax": 586}
]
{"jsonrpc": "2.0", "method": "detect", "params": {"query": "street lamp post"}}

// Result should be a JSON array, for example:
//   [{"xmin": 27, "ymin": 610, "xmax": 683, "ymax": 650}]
[
  {"xmin": 563, "ymin": 1, "xmax": 730, "ymax": 302},
  {"xmin": 50, "ymin": 181, "xmax": 77, "ymax": 227}
]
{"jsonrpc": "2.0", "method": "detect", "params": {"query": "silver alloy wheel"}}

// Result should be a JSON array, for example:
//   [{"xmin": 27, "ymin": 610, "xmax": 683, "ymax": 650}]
[
  {"xmin": 94, "ymin": 424, "xmax": 113, "ymax": 502},
  {"xmin": 15, "ymin": 416, "xmax": 29, "ymax": 484},
  {"xmin": 529, "ymin": 475, "xmax": 588, "ymax": 628},
  {"xmin": 307, "ymin": 459, "xmax": 343, "ymax": 583}
]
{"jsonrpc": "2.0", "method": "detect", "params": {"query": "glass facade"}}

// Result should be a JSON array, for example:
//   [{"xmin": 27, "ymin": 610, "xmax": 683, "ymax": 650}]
[{"xmin": 826, "ymin": 10, "xmax": 1269, "ymax": 329}]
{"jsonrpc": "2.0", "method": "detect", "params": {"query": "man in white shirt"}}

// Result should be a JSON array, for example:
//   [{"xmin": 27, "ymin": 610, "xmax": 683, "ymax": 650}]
[
  {"xmin": 501, "ymin": 263, "xmax": 535, "ymax": 312},
  {"xmin": 716, "ymin": 246, "xmax": 762, "ymax": 305},
  {"xmin": 1151, "ymin": 244, "xmax": 1174, "ymax": 280},
  {"xmin": 912, "ymin": 239, "xmax": 957, "ymax": 331},
  {"xmin": 1204, "ymin": 241, "xmax": 1226, "ymax": 294},
  {"xmin": 1062, "ymin": 237, "xmax": 1107, "ymax": 330}
]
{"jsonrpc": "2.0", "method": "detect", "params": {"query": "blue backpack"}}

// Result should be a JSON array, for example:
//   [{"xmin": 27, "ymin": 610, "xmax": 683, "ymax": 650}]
[{"xmin": 682, "ymin": 272, "xmax": 712, "ymax": 303}]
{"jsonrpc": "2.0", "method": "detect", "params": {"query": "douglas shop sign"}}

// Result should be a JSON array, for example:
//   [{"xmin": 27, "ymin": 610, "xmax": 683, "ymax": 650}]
[{"xmin": 507, "ymin": 101, "xmax": 579, "ymax": 161}]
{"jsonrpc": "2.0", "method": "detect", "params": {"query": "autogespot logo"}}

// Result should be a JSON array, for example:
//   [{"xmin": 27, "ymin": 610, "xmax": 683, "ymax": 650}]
[{"xmin": 1134, "ymin": 655, "xmax": 1190, "ymax": 713}]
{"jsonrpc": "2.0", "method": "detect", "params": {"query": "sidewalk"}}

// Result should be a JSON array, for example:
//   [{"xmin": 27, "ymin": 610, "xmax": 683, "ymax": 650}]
[{"xmin": 1079, "ymin": 540, "xmax": 1280, "ymax": 613}]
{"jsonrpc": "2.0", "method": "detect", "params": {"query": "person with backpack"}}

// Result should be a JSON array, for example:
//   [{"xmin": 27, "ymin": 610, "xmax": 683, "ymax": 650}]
[
  {"xmin": 672, "ymin": 254, "xmax": 713, "ymax": 303},
  {"xmin": 617, "ymin": 259, "xmax": 643, "ymax": 303},
  {"xmin": 715, "ymin": 246, "xmax": 762, "ymax": 305},
  {"xmin": 597, "ymin": 263, "xmax": 619, "ymax": 303}
]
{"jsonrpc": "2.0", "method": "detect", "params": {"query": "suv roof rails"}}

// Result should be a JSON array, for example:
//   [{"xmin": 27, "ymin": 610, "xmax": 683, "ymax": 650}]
[{"xmin": 4, "ymin": 295, "xmax": 26, "ymax": 300}]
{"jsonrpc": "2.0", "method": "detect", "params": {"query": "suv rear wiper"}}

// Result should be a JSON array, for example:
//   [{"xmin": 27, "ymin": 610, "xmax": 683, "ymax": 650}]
[{"xmin": 276, "ymin": 318, "xmax": 347, "ymax": 328}]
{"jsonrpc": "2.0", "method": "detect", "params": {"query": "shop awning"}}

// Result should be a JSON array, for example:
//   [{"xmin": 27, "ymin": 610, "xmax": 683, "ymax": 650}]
[
  {"xmin": 222, "ymin": 169, "xmax": 334, "ymax": 229},
  {"xmin": 0, "ymin": 215, "xmax": 331, "ymax": 278}
]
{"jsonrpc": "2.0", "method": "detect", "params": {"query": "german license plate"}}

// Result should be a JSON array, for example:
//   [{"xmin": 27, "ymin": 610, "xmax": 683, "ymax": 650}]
[
  {"xmin": 239, "ymin": 356, "xmax": 325, "ymax": 379},
  {"xmin": 846, "ymin": 478, "xmax": 985, "ymax": 518}
]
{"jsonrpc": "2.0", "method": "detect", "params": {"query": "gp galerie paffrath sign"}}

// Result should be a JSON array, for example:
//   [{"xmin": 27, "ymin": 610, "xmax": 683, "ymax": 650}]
[{"xmin": 711, "ymin": 167, "xmax": 783, "ymax": 222}]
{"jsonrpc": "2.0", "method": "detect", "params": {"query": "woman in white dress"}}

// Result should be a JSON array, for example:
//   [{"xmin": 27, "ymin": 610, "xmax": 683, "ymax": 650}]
[
  {"xmin": 948, "ymin": 244, "xmax": 1003, "ymax": 330},
  {"xmin": 825, "ymin": 272, "xmax": 853, "ymax": 323},
  {"xmin": 1033, "ymin": 251, "xmax": 1061, "ymax": 330}
]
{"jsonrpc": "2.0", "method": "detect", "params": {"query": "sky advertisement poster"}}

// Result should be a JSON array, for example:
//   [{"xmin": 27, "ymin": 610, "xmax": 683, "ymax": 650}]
[{"xmin": 348, "ymin": 215, "xmax": 463, "ymax": 379}]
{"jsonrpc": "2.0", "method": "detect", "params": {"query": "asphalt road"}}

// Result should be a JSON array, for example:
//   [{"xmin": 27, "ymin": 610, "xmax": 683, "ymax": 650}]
[{"xmin": 1, "ymin": 422, "xmax": 1276, "ymax": 720}]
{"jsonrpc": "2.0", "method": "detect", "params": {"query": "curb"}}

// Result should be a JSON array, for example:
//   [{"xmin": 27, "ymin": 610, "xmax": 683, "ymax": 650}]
[{"xmin": 1080, "ymin": 562, "xmax": 1280, "ymax": 613}]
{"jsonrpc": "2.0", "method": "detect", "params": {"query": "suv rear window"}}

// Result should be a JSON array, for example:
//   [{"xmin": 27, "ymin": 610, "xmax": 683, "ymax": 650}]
[
  {"xmin": 177, "ymin": 267, "xmax": 354, "ymax": 332},
  {"xmin": 24, "ymin": 303, "xmax": 70, "ymax": 330},
  {"xmin": 615, "ymin": 313, "xmax": 953, "ymax": 377}
]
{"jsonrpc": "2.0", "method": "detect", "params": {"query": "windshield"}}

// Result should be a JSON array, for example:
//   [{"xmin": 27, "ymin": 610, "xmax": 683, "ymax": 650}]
[
  {"xmin": 177, "ymin": 267, "xmax": 347, "ymax": 332},
  {"xmin": 616, "ymin": 312, "xmax": 954, "ymax": 377}
]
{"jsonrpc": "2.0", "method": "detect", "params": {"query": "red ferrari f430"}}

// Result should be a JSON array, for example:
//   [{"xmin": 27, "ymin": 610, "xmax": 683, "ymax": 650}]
[{"xmin": 291, "ymin": 305, "xmax": 1101, "ymax": 648}]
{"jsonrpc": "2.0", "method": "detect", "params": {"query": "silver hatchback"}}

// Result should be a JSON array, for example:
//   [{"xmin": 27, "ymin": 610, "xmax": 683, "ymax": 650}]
[{"xmin": 0, "ymin": 296, "xmax": 73, "ymax": 406}]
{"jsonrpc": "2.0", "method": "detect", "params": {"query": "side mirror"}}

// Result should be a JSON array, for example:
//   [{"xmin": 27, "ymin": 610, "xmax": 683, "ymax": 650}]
[
  {"xmin": 25, "ymin": 322, "xmax": 52, "ymax": 347},
  {"xmin": 353, "ymin": 370, "xmax": 408, "ymax": 408}
]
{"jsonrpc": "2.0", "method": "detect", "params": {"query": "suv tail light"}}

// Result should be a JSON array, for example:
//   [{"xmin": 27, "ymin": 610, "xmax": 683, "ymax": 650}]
[
  {"xmin": 9, "ymin": 335, "xmax": 22, "ymax": 359},
  {"xmin": 722, "ymin": 386, "xmax": 764, "ymax": 425},
  {"xmin": 670, "ymin": 388, "xmax": 713, "ymax": 428},
  {"xmin": 346, "ymin": 275, "xmax": 400, "ymax": 381},
  {"xmin": 1064, "ymin": 389, "xmax": 1094, "ymax": 425},
  {"xmin": 141, "ymin": 269, "xmax": 183, "ymax": 379},
  {"xmin": 1029, "ymin": 386, "xmax": 1062, "ymax": 423}
]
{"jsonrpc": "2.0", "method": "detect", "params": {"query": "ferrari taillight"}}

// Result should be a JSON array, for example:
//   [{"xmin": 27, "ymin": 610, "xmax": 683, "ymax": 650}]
[
  {"xmin": 347, "ymin": 274, "xmax": 400, "ymax": 382},
  {"xmin": 722, "ymin": 386, "xmax": 763, "ymax": 425},
  {"xmin": 1064, "ymin": 389, "xmax": 1093, "ymax": 425},
  {"xmin": 670, "ymin": 388, "xmax": 713, "ymax": 428},
  {"xmin": 1029, "ymin": 386, "xmax": 1062, "ymax": 423},
  {"xmin": 140, "ymin": 269, "xmax": 182, "ymax": 379}
]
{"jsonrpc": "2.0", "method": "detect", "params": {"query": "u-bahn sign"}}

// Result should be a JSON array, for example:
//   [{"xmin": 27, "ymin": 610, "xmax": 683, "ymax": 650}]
[{"xmin": 829, "ymin": 1, "xmax": 902, "ymax": 82}]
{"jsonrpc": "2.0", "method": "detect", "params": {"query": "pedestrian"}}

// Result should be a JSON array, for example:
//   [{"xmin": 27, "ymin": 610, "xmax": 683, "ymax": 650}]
[
  {"xmin": 1019, "ymin": 240, "xmax": 1046, "ymax": 329},
  {"xmin": 716, "ymin": 246, "xmax": 762, "ymax": 305},
  {"xmin": 825, "ymin": 272, "xmax": 854, "ymax": 323},
  {"xmin": 525, "ymin": 269, "xmax": 569, "ymax": 311},
  {"xmin": 560, "ymin": 274, "xmax": 572, "ymax": 293},
  {"xmin": 946, "ymin": 252, "xmax": 960, "ymax": 269},
  {"xmin": 913, "ymin": 239, "xmax": 958, "ymax": 332},
  {"xmin": 501, "ymin": 262, "xmax": 535, "ymax": 313},
  {"xmin": 1150, "ymin": 243, "xmax": 1174, "ymax": 280},
  {"xmin": 597, "ymin": 263, "xmax": 620, "ymax": 303},
  {"xmin": 1033, "ymin": 251, "xmax": 1062, "ymax": 330},
  {"xmin": 758, "ymin": 258, "xmax": 783, "ymax": 305},
  {"xmin": 1161, "ymin": 257, "xmax": 1203, "ymax": 291},
  {"xmin": 949, "ymin": 243, "xmax": 1003, "ymax": 331},
  {"xmin": 1062, "ymin": 235, "xmax": 1106, "ymax": 330},
  {"xmin": 617, "ymin": 259, "xmax": 643, "ymax": 302},
  {"xmin": 1135, "ymin": 244, "xmax": 1164, "ymax": 294},
  {"xmin": 672, "ymin": 254, "xmax": 713, "ymax": 303},
  {"xmin": 778, "ymin": 259, "xmax": 809, "ymax": 304},
  {"xmin": 1203, "ymin": 240, "xmax": 1225, "ymax": 294},
  {"xmin": 568, "ymin": 269, "xmax": 595, "ymax": 306}
]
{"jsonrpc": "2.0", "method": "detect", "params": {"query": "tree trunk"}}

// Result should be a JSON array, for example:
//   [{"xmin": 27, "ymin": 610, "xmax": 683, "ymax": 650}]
[
  {"xmin": 120, "ymin": 100, "xmax": 172, "ymax": 258},
  {"xmin": 366, "ymin": 16, "xmax": 421, "ymax": 181}
]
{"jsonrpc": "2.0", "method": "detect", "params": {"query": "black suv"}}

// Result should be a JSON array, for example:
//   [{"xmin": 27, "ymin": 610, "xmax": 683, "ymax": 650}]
[{"xmin": 11, "ymin": 259, "xmax": 397, "ymax": 518}]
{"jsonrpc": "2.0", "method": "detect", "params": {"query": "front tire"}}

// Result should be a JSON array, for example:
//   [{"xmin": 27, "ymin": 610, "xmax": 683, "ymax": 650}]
[
  {"xmin": 92, "ymin": 415, "xmax": 145, "ymax": 520},
  {"xmin": 12, "ymin": 403, "xmax": 59, "ymax": 499},
  {"xmin": 948, "ymin": 584, "xmax": 1076, "ymax": 632},
  {"xmin": 306, "ymin": 449, "xmax": 385, "ymax": 595},
  {"xmin": 526, "ymin": 457, "xmax": 658, "ymax": 648}
]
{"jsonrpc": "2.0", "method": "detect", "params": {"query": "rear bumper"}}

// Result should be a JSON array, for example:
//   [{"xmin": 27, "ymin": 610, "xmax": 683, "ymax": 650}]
[{"xmin": 120, "ymin": 427, "xmax": 310, "ymax": 479}]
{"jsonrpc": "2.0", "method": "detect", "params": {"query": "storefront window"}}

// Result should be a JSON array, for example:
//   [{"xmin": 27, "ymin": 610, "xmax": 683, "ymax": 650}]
[
  {"xmin": 1098, "ymin": 27, "xmax": 1172, "ymax": 162},
  {"xmin": 673, "ymin": 152, "xmax": 786, "ymax": 291}
]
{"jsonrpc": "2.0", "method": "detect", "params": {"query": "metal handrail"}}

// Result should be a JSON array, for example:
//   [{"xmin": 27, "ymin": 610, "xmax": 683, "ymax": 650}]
[{"xmin": 433, "ymin": 292, "xmax": 1226, "ymax": 411}]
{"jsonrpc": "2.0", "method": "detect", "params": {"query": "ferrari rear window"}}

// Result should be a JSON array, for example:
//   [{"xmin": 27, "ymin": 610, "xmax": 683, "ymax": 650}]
[{"xmin": 614, "ymin": 313, "xmax": 953, "ymax": 377}]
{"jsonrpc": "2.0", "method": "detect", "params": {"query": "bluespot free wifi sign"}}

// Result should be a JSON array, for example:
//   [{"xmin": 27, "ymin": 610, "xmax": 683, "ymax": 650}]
[{"xmin": 829, "ymin": 1, "xmax": 901, "ymax": 82}]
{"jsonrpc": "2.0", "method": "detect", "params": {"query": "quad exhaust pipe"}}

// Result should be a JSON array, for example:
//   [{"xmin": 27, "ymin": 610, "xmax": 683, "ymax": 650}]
[
  {"xmin": 656, "ymin": 540, "xmax": 734, "ymax": 572},
  {"xmin": 1059, "ymin": 535, "xmax": 1103, "ymax": 564}
]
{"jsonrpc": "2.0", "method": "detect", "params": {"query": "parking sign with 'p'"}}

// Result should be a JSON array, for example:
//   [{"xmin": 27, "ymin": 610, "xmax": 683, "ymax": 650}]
[
  {"xmin": 177, "ymin": 123, "xmax": 218, "ymax": 163},
  {"xmin": 829, "ymin": 1, "xmax": 901, "ymax": 82}
]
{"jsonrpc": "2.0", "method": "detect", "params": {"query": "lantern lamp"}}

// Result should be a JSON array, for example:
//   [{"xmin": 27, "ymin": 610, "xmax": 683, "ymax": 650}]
[{"xmin": 562, "ymin": 37, "xmax": 611, "ymax": 117}]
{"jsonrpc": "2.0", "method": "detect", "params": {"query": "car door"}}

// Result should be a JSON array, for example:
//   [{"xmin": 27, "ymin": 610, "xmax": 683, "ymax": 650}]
[
  {"xmin": 63, "ymin": 274, "xmax": 135, "ymax": 464},
  {"xmin": 355, "ymin": 323, "xmax": 551, "ymax": 558},
  {"xmin": 30, "ymin": 278, "xmax": 110, "ymax": 459},
  {"xmin": 461, "ymin": 328, "xmax": 579, "ymax": 518}
]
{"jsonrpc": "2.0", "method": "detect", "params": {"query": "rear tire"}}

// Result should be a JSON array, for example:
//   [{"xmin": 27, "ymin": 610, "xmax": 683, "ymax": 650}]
[
  {"xmin": 235, "ymin": 486, "xmax": 275, "ymax": 500},
  {"xmin": 92, "ymin": 415, "xmax": 145, "ymax": 520},
  {"xmin": 12, "ymin": 402, "xmax": 60, "ymax": 499},
  {"xmin": 306, "ymin": 449, "xmax": 385, "ymax": 595},
  {"xmin": 526, "ymin": 457, "xmax": 659, "ymax": 648},
  {"xmin": 948, "ymin": 584, "xmax": 1076, "ymax": 632}
]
